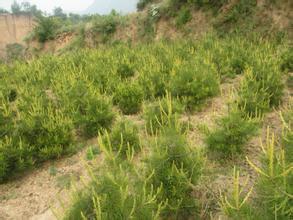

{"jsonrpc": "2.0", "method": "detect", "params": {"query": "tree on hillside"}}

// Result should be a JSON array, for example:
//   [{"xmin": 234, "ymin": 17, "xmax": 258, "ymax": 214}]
[
  {"xmin": 11, "ymin": 1, "xmax": 21, "ymax": 14},
  {"xmin": 34, "ymin": 16, "xmax": 57, "ymax": 42},
  {"xmin": 21, "ymin": 2, "xmax": 42, "ymax": 16},
  {"xmin": 0, "ymin": 8, "xmax": 8, "ymax": 14},
  {"xmin": 53, "ymin": 7, "xmax": 67, "ymax": 19}
]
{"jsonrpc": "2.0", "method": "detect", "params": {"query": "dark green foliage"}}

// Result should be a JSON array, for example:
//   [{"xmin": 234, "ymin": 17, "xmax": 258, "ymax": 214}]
[
  {"xmin": 34, "ymin": 16, "xmax": 58, "ymax": 43},
  {"xmin": 206, "ymin": 110, "xmax": 258, "ymax": 158},
  {"xmin": 117, "ymin": 63, "xmax": 135, "ymax": 79},
  {"xmin": 137, "ymin": 0, "xmax": 154, "ymax": 10},
  {"xmin": 281, "ymin": 48, "xmax": 293, "ymax": 73},
  {"xmin": 146, "ymin": 127, "xmax": 203, "ymax": 217},
  {"xmin": 0, "ymin": 138, "xmax": 33, "ymax": 182},
  {"xmin": 175, "ymin": 7, "xmax": 192, "ymax": 27},
  {"xmin": 103, "ymin": 119, "xmax": 140, "ymax": 157},
  {"xmin": 222, "ymin": 0, "xmax": 257, "ymax": 24},
  {"xmin": 76, "ymin": 94, "xmax": 115, "ymax": 138},
  {"xmin": 170, "ymin": 60, "xmax": 219, "ymax": 110},
  {"xmin": 113, "ymin": 83, "xmax": 143, "ymax": 114}
]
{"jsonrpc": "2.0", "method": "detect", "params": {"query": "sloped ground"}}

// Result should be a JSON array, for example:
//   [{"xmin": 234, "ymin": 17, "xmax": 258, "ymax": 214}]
[{"xmin": 0, "ymin": 74, "xmax": 290, "ymax": 219}]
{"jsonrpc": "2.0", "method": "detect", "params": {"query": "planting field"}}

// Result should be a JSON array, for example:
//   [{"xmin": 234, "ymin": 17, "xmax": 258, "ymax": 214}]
[{"xmin": 0, "ymin": 34, "xmax": 292, "ymax": 219}]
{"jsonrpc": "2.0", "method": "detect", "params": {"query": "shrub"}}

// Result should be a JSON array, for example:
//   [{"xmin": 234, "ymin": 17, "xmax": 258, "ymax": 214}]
[
  {"xmin": 238, "ymin": 62, "xmax": 284, "ymax": 117},
  {"xmin": 76, "ymin": 94, "xmax": 115, "ymax": 138},
  {"xmin": 206, "ymin": 110, "xmax": 259, "ymax": 159},
  {"xmin": 103, "ymin": 119, "xmax": 140, "ymax": 158},
  {"xmin": 143, "ymin": 94, "xmax": 184, "ymax": 134},
  {"xmin": 247, "ymin": 131, "xmax": 293, "ymax": 219},
  {"xmin": 145, "ymin": 127, "xmax": 203, "ymax": 217},
  {"xmin": 0, "ymin": 137, "xmax": 33, "ymax": 182},
  {"xmin": 17, "ymin": 101, "xmax": 75, "ymax": 162},
  {"xmin": 113, "ymin": 83, "xmax": 143, "ymax": 114},
  {"xmin": 33, "ymin": 16, "xmax": 58, "ymax": 43},
  {"xmin": 57, "ymin": 82, "xmax": 115, "ymax": 138},
  {"xmin": 170, "ymin": 60, "xmax": 219, "ymax": 110},
  {"xmin": 65, "ymin": 156, "xmax": 162, "ymax": 219},
  {"xmin": 175, "ymin": 7, "xmax": 192, "ymax": 27},
  {"xmin": 219, "ymin": 167, "xmax": 255, "ymax": 219}
]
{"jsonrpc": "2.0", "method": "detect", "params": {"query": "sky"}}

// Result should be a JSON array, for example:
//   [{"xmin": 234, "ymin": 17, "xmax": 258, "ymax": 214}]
[{"xmin": 0, "ymin": 0, "xmax": 138, "ymax": 14}]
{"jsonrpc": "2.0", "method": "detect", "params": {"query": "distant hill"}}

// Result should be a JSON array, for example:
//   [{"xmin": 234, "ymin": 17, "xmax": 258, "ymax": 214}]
[{"xmin": 83, "ymin": 0, "xmax": 138, "ymax": 15}]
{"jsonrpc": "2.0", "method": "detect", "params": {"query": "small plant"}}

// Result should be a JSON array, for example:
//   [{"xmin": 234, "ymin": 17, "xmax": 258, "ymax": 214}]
[
  {"xmin": 143, "ymin": 93, "xmax": 184, "ymax": 134},
  {"xmin": 219, "ymin": 167, "xmax": 254, "ymax": 218},
  {"xmin": 113, "ymin": 83, "xmax": 143, "ymax": 115},
  {"xmin": 206, "ymin": 109, "xmax": 259, "ymax": 159},
  {"xmin": 246, "ymin": 129, "xmax": 293, "ymax": 219},
  {"xmin": 102, "ymin": 119, "xmax": 140, "ymax": 158},
  {"xmin": 145, "ymin": 126, "xmax": 203, "ymax": 217},
  {"xmin": 64, "ymin": 156, "xmax": 163, "ymax": 220},
  {"xmin": 86, "ymin": 146, "xmax": 100, "ymax": 161}
]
